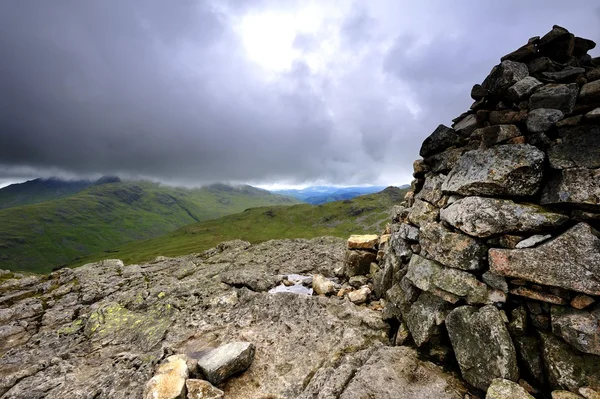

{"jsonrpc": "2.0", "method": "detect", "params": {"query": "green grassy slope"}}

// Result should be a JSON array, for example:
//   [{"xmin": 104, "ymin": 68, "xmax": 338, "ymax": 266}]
[
  {"xmin": 0, "ymin": 178, "xmax": 93, "ymax": 210},
  {"xmin": 0, "ymin": 181, "xmax": 299, "ymax": 273},
  {"xmin": 71, "ymin": 186, "xmax": 407, "ymax": 268}
]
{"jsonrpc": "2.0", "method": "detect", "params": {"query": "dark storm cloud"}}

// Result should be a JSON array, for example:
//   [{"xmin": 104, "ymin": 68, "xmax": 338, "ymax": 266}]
[{"xmin": 0, "ymin": 0, "xmax": 599, "ymax": 186}]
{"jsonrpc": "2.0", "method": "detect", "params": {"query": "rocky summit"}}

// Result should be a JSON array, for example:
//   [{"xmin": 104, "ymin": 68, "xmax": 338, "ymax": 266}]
[{"xmin": 2, "ymin": 25, "xmax": 600, "ymax": 399}]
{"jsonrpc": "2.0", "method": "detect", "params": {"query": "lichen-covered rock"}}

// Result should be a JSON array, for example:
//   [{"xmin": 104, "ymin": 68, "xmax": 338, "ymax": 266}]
[
  {"xmin": 547, "ymin": 125, "xmax": 600, "ymax": 169},
  {"xmin": 446, "ymin": 305, "xmax": 519, "ymax": 391},
  {"xmin": 551, "ymin": 391, "xmax": 584, "ymax": 399},
  {"xmin": 344, "ymin": 250, "xmax": 377, "ymax": 277},
  {"xmin": 405, "ymin": 292, "xmax": 451, "ymax": 347},
  {"xmin": 513, "ymin": 335, "xmax": 544, "ymax": 383},
  {"xmin": 527, "ymin": 108, "xmax": 564, "ymax": 133},
  {"xmin": 143, "ymin": 355, "xmax": 189, "ymax": 399},
  {"xmin": 486, "ymin": 378, "xmax": 534, "ymax": 399},
  {"xmin": 529, "ymin": 83, "xmax": 578, "ymax": 114},
  {"xmin": 196, "ymin": 342, "xmax": 255, "ymax": 385},
  {"xmin": 405, "ymin": 255, "xmax": 499, "ymax": 305},
  {"xmin": 442, "ymin": 144, "xmax": 545, "ymax": 197},
  {"xmin": 540, "ymin": 332, "xmax": 600, "ymax": 392},
  {"xmin": 579, "ymin": 80, "xmax": 600, "ymax": 103},
  {"xmin": 186, "ymin": 379, "xmax": 224, "ymax": 399},
  {"xmin": 415, "ymin": 173, "xmax": 445, "ymax": 205},
  {"xmin": 419, "ymin": 222, "xmax": 488, "ymax": 271},
  {"xmin": 551, "ymin": 306, "xmax": 600, "ymax": 356},
  {"xmin": 441, "ymin": 196, "xmax": 568, "ymax": 238},
  {"xmin": 508, "ymin": 77, "xmax": 543, "ymax": 100},
  {"xmin": 516, "ymin": 234, "xmax": 552, "ymax": 248},
  {"xmin": 480, "ymin": 60, "xmax": 529, "ymax": 97},
  {"xmin": 420, "ymin": 125, "xmax": 462, "ymax": 157},
  {"xmin": 541, "ymin": 168, "xmax": 600, "ymax": 209},
  {"xmin": 408, "ymin": 199, "xmax": 440, "ymax": 226},
  {"xmin": 489, "ymin": 223, "xmax": 600, "ymax": 295}
]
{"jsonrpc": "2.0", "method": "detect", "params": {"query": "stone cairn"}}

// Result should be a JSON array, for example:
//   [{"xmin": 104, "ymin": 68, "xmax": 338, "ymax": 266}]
[{"xmin": 347, "ymin": 25, "xmax": 600, "ymax": 398}]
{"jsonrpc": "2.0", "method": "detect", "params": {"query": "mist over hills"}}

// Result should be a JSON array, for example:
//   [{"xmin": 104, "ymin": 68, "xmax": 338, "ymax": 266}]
[{"xmin": 272, "ymin": 185, "xmax": 409, "ymax": 204}]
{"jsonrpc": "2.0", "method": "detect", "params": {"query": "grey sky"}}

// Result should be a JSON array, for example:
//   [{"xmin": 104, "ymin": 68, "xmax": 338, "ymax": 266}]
[{"xmin": 0, "ymin": 0, "xmax": 598, "ymax": 188}]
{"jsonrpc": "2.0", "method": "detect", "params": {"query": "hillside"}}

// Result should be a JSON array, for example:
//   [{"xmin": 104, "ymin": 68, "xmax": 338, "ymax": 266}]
[
  {"xmin": 0, "ymin": 178, "xmax": 94, "ymax": 209},
  {"xmin": 70, "ymin": 186, "xmax": 407, "ymax": 267},
  {"xmin": 0, "ymin": 181, "xmax": 299, "ymax": 273}
]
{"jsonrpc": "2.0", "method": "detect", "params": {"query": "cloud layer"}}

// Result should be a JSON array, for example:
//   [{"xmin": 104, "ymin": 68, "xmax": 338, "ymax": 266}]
[{"xmin": 1, "ymin": 0, "xmax": 598, "ymax": 187}]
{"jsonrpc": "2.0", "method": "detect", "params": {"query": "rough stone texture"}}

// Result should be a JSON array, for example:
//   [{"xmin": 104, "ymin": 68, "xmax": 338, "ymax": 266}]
[
  {"xmin": 415, "ymin": 173, "xmax": 445, "ymax": 205},
  {"xmin": 552, "ymin": 391, "xmax": 585, "ymax": 399},
  {"xmin": 144, "ymin": 355, "xmax": 189, "ymax": 399},
  {"xmin": 541, "ymin": 168, "xmax": 600, "ymax": 209},
  {"xmin": 540, "ymin": 332, "xmax": 600, "ymax": 392},
  {"xmin": 542, "ymin": 67, "xmax": 586, "ymax": 81},
  {"xmin": 527, "ymin": 108, "xmax": 564, "ymax": 133},
  {"xmin": 186, "ymin": 379, "xmax": 224, "ymax": 399},
  {"xmin": 312, "ymin": 274, "xmax": 336, "ymax": 296},
  {"xmin": 405, "ymin": 255, "xmax": 498, "ymax": 305},
  {"xmin": 446, "ymin": 305, "xmax": 519, "ymax": 391},
  {"xmin": 486, "ymin": 378, "xmax": 534, "ymax": 399},
  {"xmin": 0, "ymin": 237, "xmax": 395, "ymax": 399},
  {"xmin": 347, "ymin": 286, "xmax": 371, "ymax": 305},
  {"xmin": 480, "ymin": 60, "xmax": 529, "ymax": 97},
  {"xmin": 551, "ymin": 306, "xmax": 600, "ymax": 356},
  {"xmin": 408, "ymin": 199, "xmax": 440, "ymax": 226},
  {"xmin": 508, "ymin": 77, "xmax": 543, "ymax": 100},
  {"xmin": 547, "ymin": 125, "xmax": 600, "ymax": 170},
  {"xmin": 489, "ymin": 223, "xmax": 600, "ymax": 295},
  {"xmin": 344, "ymin": 250, "xmax": 377, "ymax": 277},
  {"xmin": 529, "ymin": 83, "xmax": 578, "ymax": 115},
  {"xmin": 347, "ymin": 235, "xmax": 379, "ymax": 250},
  {"xmin": 453, "ymin": 114, "xmax": 479, "ymax": 136},
  {"xmin": 196, "ymin": 342, "xmax": 255, "ymax": 386},
  {"xmin": 579, "ymin": 80, "xmax": 600, "ymax": 103},
  {"xmin": 442, "ymin": 144, "xmax": 545, "ymax": 197},
  {"xmin": 299, "ymin": 345, "xmax": 468, "ymax": 399},
  {"xmin": 420, "ymin": 125, "xmax": 462, "ymax": 157},
  {"xmin": 405, "ymin": 292, "xmax": 451, "ymax": 347},
  {"xmin": 396, "ymin": 222, "xmax": 420, "ymax": 242},
  {"xmin": 441, "ymin": 196, "xmax": 568, "ymax": 238},
  {"xmin": 426, "ymin": 148, "xmax": 466, "ymax": 173},
  {"xmin": 571, "ymin": 295, "xmax": 596, "ymax": 310},
  {"xmin": 475, "ymin": 124, "xmax": 521, "ymax": 147},
  {"xmin": 513, "ymin": 336, "xmax": 544, "ymax": 384},
  {"xmin": 419, "ymin": 222, "xmax": 488, "ymax": 271}
]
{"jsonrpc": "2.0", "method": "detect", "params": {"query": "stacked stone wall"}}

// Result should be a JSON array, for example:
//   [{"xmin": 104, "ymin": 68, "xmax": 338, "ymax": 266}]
[{"xmin": 371, "ymin": 25, "xmax": 600, "ymax": 397}]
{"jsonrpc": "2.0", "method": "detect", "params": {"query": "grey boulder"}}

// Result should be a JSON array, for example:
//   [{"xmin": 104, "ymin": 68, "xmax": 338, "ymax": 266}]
[
  {"xmin": 480, "ymin": 60, "xmax": 529, "ymax": 97},
  {"xmin": 486, "ymin": 379, "xmax": 534, "ymax": 399},
  {"xmin": 526, "ymin": 108, "xmax": 564, "ymax": 133},
  {"xmin": 405, "ymin": 292, "xmax": 451, "ymax": 347},
  {"xmin": 508, "ymin": 76, "xmax": 543, "ymax": 100},
  {"xmin": 442, "ymin": 144, "xmax": 545, "ymax": 197},
  {"xmin": 529, "ymin": 83, "xmax": 578, "ymax": 115},
  {"xmin": 441, "ymin": 196, "xmax": 568, "ymax": 238},
  {"xmin": 547, "ymin": 125, "xmax": 600, "ymax": 169},
  {"xmin": 446, "ymin": 305, "xmax": 519, "ymax": 391},
  {"xmin": 419, "ymin": 222, "xmax": 488, "ymax": 271},
  {"xmin": 551, "ymin": 305, "xmax": 600, "ymax": 356},
  {"xmin": 420, "ymin": 125, "xmax": 462, "ymax": 158},
  {"xmin": 541, "ymin": 168, "xmax": 600, "ymax": 209},
  {"xmin": 196, "ymin": 342, "xmax": 256, "ymax": 385}
]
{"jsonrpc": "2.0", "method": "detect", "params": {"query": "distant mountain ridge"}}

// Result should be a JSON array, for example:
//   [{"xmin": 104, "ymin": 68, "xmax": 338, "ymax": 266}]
[
  {"xmin": 272, "ymin": 185, "xmax": 408, "ymax": 204},
  {"xmin": 0, "ymin": 179, "xmax": 299, "ymax": 273}
]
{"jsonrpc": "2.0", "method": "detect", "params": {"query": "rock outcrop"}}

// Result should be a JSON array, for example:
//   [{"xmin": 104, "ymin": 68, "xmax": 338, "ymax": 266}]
[{"xmin": 370, "ymin": 25, "xmax": 600, "ymax": 398}]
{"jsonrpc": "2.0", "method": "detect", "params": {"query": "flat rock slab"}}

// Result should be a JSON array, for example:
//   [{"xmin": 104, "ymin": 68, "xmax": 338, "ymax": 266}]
[
  {"xmin": 446, "ymin": 305, "xmax": 519, "ymax": 391},
  {"xmin": 420, "ymin": 125, "xmax": 462, "ymax": 157},
  {"xmin": 489, "ymin": 223, "xmax": 600, "ymax": 295},
  {"xmin": 529, "ymin": 83, "xmax": 578, "ymax": 115},
  {"xmin": 196, "ymin": 342, "xmax": 255, "ymax": 385},
  {"xmin": 347, "ymin": 235, "xmax": 379, "ymax": 250},
  {"xmin": 541, "ymin": 168, "xmax": 600, "ymax": 209},
  {"xmin": 442, "ymin": 144, "xmax": 545, "ymax": 197},
  {"xmin": 441, "ymin": 196, "xmax": 568, "ymax": 238}
]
